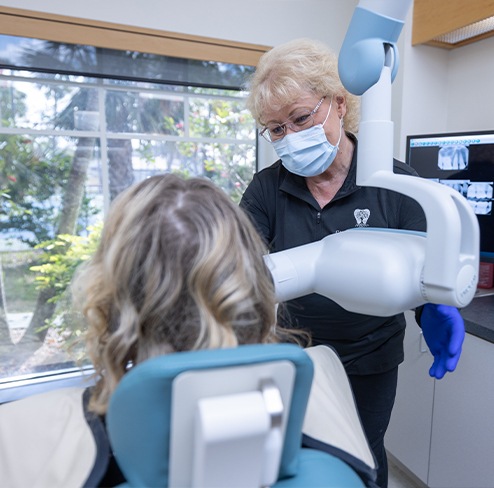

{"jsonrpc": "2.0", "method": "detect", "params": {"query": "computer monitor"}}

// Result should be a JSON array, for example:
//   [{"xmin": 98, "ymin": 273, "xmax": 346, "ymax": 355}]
[{"xmin": 406, "ymin": 130, "xmax": 494, "ymax": 259}]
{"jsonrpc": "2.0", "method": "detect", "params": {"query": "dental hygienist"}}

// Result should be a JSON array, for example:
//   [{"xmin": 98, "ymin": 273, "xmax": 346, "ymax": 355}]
[{"xmin": 240, "ymin": 37, "xmax": 465, "ymax": 488}]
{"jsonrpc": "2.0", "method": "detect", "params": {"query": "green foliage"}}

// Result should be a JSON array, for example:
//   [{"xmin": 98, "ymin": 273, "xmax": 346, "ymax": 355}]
[
  {"xmin": 1, "ymin": 250, "xmax": 40, "ymax": 312},
  {"xmin": 26, "ymin": 223, "xmax": 102, "ymax": 356},
  {"xmin": 0, "ymin": 133, "xmax": 100, "ymax": 246},
  {"xmin": 176, "ymin": 96, "xmax": 256, "ymax": 201},
  {"xmin": 30, "ymin": 222, "xmax": 102, "ymax": 300},
  {"xmin": 189, "ymin": 97, "xmax": 254, "ymax": 140}
]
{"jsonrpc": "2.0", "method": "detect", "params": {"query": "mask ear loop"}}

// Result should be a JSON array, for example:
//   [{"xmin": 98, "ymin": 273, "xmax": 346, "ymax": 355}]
[
  {"xmin": 333, "ymin": 116, "xmax": 343, "ymax": 149},
  {"xmin": 324, "ymin": 105, "xmax": 343, "ymax": 150},
  {"xmin": 321, "ymin": 95, "xmax": 343, "ymax": 149},
  {"xmin": 320, "ymin": 96, "xmax": 333, "ymax": 128}
]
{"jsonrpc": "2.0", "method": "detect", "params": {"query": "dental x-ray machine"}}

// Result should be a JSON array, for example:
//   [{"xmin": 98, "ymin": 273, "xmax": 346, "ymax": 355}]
[{"xmin": 264, "ymin": 0, "xmax": 479, "ymax": 317}]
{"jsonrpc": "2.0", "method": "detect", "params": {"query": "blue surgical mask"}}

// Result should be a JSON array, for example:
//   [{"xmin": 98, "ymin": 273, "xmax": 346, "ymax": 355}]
[{"xmin": 272, "ymin": 99, "xmax": 342, "ymax": 177}]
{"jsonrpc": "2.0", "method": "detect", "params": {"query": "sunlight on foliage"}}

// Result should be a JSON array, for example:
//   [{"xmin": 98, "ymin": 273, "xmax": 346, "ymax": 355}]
[
  {"xmin": 28, "ymin": 223, "xmax": 103, "ymax": 359},
  {"xmin": 30, "ymin": 222, "xmax": 103, "ymax": 298}
]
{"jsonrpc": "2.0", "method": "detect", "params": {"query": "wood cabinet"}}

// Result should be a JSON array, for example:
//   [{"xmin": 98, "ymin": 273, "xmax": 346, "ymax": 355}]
[{"xmin": 413, "ymin": 0, "xmax": 494, "ymax": 48}]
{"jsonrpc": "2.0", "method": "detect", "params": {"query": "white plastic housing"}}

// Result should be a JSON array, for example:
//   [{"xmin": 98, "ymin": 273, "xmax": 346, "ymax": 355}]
[
  {"xmin": 265, "ymin": 227, "xmax": 476, "ymax": 317},
  {"xmin": 357, "ymin": 66, "xmax": 479, "ymax": 306}
]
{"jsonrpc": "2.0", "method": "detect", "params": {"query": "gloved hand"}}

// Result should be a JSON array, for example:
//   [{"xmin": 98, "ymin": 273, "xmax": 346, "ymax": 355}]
[{"xmin": 420, "ymin": 303, "xmax": 465, "ymax": 379}]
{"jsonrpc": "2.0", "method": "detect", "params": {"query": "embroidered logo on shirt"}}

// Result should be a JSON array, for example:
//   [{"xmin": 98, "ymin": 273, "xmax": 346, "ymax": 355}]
[{"xmin": 354, "ymin": 208, "xmax": 370, "ymax": 227}]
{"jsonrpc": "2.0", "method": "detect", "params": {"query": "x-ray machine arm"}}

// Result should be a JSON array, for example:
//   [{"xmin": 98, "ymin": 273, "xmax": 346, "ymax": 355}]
[{"xmin": 264, "ymin": 0, "xmax": 479, "ymax": 316}]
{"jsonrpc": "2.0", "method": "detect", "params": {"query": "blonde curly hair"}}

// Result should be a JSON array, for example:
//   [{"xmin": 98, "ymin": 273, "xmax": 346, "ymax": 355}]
[
  {"xmin": 246, "ymin": 38, "xmax": 360, "ymax": 135},
  {"xmin": 73, "ymin": 174, "xmax": 289, "ymax": 414}
]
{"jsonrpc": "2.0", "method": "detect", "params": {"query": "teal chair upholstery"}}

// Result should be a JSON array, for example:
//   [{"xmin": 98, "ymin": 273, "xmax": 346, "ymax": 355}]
[{"xmin": 106, "ymin": 343, "xmax": 365, "ymax": 487}]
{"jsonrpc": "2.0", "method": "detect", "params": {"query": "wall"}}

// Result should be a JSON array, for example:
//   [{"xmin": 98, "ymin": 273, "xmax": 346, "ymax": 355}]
[
  {"xmin": 446, "ymin": 35, "xmax": 494, "ymax": 132},
  {"xmin": 394, "ymin": 14, "xmax": 450, "ymax": 160}
]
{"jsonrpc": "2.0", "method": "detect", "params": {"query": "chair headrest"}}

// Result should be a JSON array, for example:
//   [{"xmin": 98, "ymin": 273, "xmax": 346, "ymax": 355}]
[{"xmin": 106, "ymin": 343, "xmax": 313, "ymax": 487}]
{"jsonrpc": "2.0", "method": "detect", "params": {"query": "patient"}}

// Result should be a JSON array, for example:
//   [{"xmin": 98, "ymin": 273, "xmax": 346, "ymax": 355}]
[
  {"xmin": 78, "ymin": 174, "xmax": 303, "ymax": 415},
  {"xmin": 0, "ymin": 174, "xmax": 375, "ymax": 487}
]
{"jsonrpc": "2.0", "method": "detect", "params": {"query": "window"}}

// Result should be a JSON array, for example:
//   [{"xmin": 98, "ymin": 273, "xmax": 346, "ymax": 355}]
[{"xmin": 0, "ymin": 34, "xmax": 258, "ymax": 399}]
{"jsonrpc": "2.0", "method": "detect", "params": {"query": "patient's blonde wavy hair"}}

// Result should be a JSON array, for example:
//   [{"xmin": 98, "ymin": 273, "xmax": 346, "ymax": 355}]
[
  {"xmin": 73, "ymin": 174, "xmax": 289, "ymax": 414},
  {"xmin": 246, "ymin": 38, "xmax": 360, "ymax": 135}
]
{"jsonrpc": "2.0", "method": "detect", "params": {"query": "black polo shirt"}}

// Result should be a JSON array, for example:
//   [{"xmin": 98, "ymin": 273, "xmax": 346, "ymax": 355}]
[{"xmin": 240, "ymin": 136, "xmax": 426, "ymax": 375}]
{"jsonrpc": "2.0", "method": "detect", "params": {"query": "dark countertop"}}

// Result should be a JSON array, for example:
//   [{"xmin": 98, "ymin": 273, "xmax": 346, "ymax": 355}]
[{"xmin": 461, "ymin": 289, "xmax": 494, "ymax": 343}]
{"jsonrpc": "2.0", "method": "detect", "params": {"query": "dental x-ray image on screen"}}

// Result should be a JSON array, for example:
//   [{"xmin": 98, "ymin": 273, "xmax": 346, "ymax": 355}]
[
  {"xmin": 438, "ymin": 145, "xmax": 469, "ymax": 170},
  {"xmin": 406, "ymin": 130, "xmax": 494, "ymax": 257}
]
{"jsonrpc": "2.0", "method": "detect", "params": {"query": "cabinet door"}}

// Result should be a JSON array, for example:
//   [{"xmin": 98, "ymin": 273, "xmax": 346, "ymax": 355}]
[
  {"xmin": 428, "ymin": 333, "xmax": 494, "ymax": 488},
  {"xmin": 385, "ymin": 310, "xmax": 435, "ymax": 484}
]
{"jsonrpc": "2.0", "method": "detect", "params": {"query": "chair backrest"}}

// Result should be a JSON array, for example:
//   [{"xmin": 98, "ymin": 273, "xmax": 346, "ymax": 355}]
[{"xmin": 106, "ymin": 343, "xmax": 314, "ymax": 488}]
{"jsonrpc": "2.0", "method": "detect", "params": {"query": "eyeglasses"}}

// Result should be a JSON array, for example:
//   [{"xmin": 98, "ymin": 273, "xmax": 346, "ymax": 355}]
[{"xmin": 259, "ymin": 97, "xmax": 326, "ymax": 142}]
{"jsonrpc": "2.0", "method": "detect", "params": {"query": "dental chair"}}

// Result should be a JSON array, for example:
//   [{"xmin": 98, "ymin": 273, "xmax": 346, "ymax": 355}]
[{"xmin": 106, "ymin": 343, "xmax": 371, "ymax": 487}]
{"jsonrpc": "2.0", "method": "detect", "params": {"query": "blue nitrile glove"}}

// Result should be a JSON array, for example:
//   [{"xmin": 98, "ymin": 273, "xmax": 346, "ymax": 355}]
[{"xmin": 420, "ymin": 303, "xmax": 465, "ymax": 379}]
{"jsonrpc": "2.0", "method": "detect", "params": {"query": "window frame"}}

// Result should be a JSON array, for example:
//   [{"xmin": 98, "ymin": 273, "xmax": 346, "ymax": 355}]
[{"xmin": 0, "ymin": 6, "xmax": 270, "ymax": 67}]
